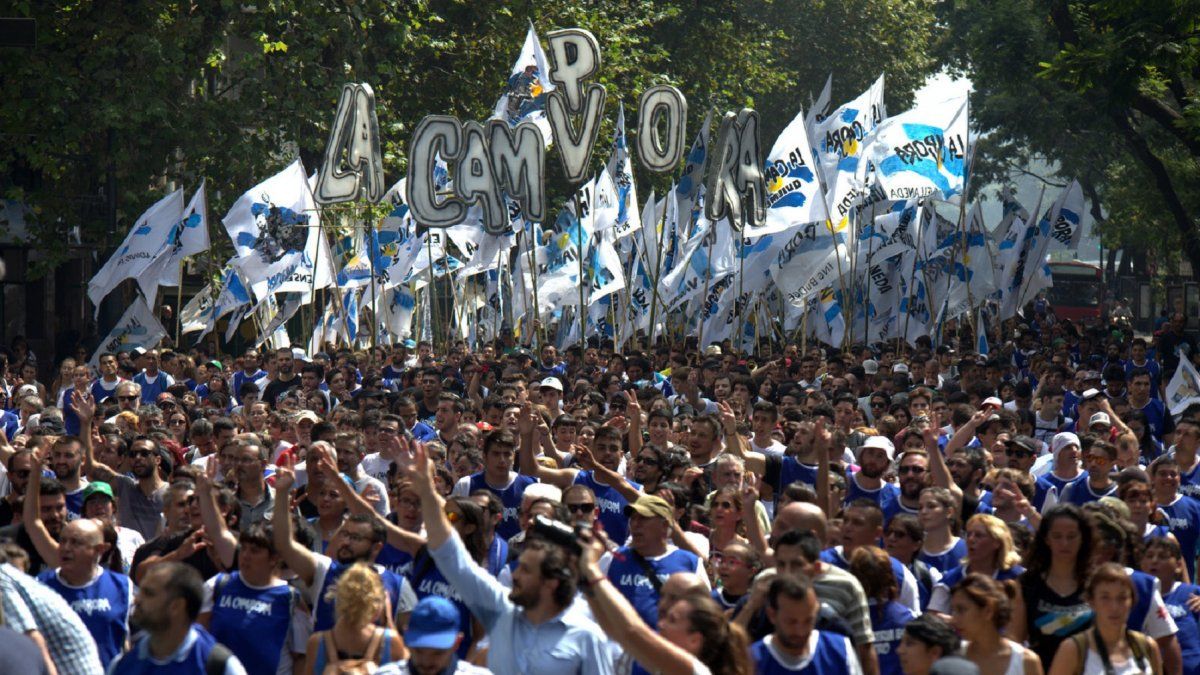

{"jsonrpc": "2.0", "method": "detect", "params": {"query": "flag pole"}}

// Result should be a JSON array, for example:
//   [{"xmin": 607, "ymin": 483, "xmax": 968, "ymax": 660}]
[
  {"xmin": 367, "ymin": 206, "xmax": 380, "ymax": 352},
  {"xmin": 175, "ymin": 259, "xmax": 186, "ymax": 345},
  {"xmin": 574, "ymin": 190, "xmax": 587, "ymax": 349},
  {"xmin": 646, "ymin": 200, "xmax": 669, "ymax": 350}
]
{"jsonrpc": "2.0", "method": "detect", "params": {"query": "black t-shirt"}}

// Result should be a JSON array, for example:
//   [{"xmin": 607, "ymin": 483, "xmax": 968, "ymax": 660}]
[
  {"xmin": 0, "ymin": 498, "xmax": 16, "ymax": 528},
  {"xmin": 130, "ymin": 527, "xmax": 221, "ymax": 581},
  {"xmin": 0, "ymin": 522, "xmax": 49, "ymax": 575},
  {"xmin": 1021, "ymin": 572, "xmax": 1093, "ymax": 666},
  {"xmin": 262, "ymin": 374, "xmax": 300, "ymax": 407}
]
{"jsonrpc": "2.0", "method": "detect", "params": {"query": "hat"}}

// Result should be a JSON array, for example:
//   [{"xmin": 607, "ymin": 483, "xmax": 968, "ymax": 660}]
[
  {"xmin": 1081, "ymin": 388, "xmax": 1103, "ymax": 401},
  {"xmin": 704, "ymin": 345, "xmax": 723, "ymax": 356},
  {"xmin": 403, "ymin": 339, "xmax": 417, "ymax": 349},
  {"xmin": 892, "ymin": 363, "xmax": 910, "ymax": 374},
  {"xmin": 539, "ymin": 377, "xmax": 563, "ymax": 392},
  {"xmin": 15, "ymin": 384, "xmax": 38, "ymax": 399},
  {"xmin": 1051, "ymin": 432, "xmax": 1081, "ymax": 460},
  {"xmin": 38, "ymin": 417, "xmax": 66, "ymax": 435},
  {"xmin": 862, "ymin": 359, "xmax": 880, "ymax": 376},
  {"xmin": 476, "ymin": 421, "xmax": 494, "ymax": 432},
  {"xmin": 292, "ymin": 410, "xmax": 320, "ymax": 425},
  {"xmin": 1082, "ymin": 370, "xmax": 1102, "ymax": 381},
  {"xmin": 82, "ymin": 482, "xmax": 115, "ymax": 503},
  {"xmin": 1089, "ymin": 412, "xmax": 1112, "ymax": 428},
  {"xmin": 857, "ymin": 435, "xmax": 895, "ymax": 461},
  {"xmin": 404, "ymin": 596, "xmax": 462, "ymax": 650},
  {"xmin": 624, "ymin": 495, "xmax": 674, "ymax": 521},
  {"xmin": 207, "ymin": 360, "xmax": 223, "ymax": 371},
  {"xmin": 156, "ymin": 393, "xmax": 177, "ymax": 405},
  {"xmin": 1098, "ymin": 496, "xmax": 1132, "ymax": 521},
  {"xmin": 1005, "ymin": 435, "xmax": 1040, "ymax": 456},
  {"xmin": 131, "ymin": 346, "xmax": 148, "ymax": 357},
  {"xmin": 982, "ymin": 396, "xmax": 1003, "ymax": 409},
  {"xmin": 291, "ymin": 348, "xmax": 310, "ymax": 363}
]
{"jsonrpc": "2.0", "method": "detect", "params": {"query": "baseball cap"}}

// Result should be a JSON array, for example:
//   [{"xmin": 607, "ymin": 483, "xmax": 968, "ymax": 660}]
[
  {"xmin": 1051, "ymin": 432, "xmax": 1081, "ymax": 460},
  {"xmin": 404, "ymin": 596, "xmax": 462, "ymax": 650},
  {"xmin": 858, "ymin": 435, "xmax": 895, "ymax": 461},
  {"xmin": 15, "ymin": 384, "xmax": 38, "ymax": 399},
  {"xmin": 704, "ymin": 345, "xmax": 722, "ymax": 356},
  {"xmin": 1080, "ymin": 388, "xmax": 1103, "ymax": 401},
  {"xmin": 982, "ymin": 396, "xmax": 1003, "ymax": 409},
  {"xmin": 1005, "ymin": 435, "xmax": 1040, "ymax": 456},
  {"xmin": 892, "ymin": 363, "xmax": 910, "ymax": 374},
  {"xmin": 862, "ymin": 359, "xmax": 880, "ymax": 375},
  {"xmin": 82, "ymin": 482, "xmax": 115, "ymax": 503},
  {"xmin": 403, "ymin": 339, "xmax": 417, "ymax": 349},
  {"xmin": 624, "ymin": 495, "xmax": 674, "ymax": 521},
  {"xmin": 539, "ymin": 377, "xmax": 563, "ymax": 392},
  {"xmin": 1089, "ymin": 412, "xmax": 1112, "ymax": 428},
  {"xmin": 131, "ymin": 346, "xmax": 148, "ymax": 357},
  {"xmin": 292, "ymin": 410, "xmax": 320, "ymax": 425}
]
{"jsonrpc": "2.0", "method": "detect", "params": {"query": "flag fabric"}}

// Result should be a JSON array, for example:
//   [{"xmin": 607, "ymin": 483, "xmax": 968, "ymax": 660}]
[
  {"xmin": 1166, "ymin": 356, "xmax": 1200, "ymax": 416},
  {"xmin": 88, "ymin": 297, "xmax": 167, "ymax": 369},
  {"xmin": 750, "ymin": 107, "xmax": 828, "ymax": 237},
  {"xmin": 606, "ymin": 103, "xmax": 642, "ymax": 240},
  {"xmin": 223, "ymin": 160, "xmax": 332, "ymax": 300},
  {"xmin": 88, "ymin": 189, "xmax": 185, "ymax": 314},
  {"xmin": 674, "ymin": 111, "xmax": 712, "ymax": 232},
  {"xmin": 816, "ymin": 75, "xmax": 886, "ymax": 229},
  {"xmin": 804, "ymin": 74, "xmax": 833, "ymax": 139},
  {"xmin": 856, "ymin": 94, "xmax": 969, "ymax": 203},
  {"xmin": 137, "ymin": 181, "xmax": 211, "ymax": 305},
  {"xmin": 493, "ymin": 22, "xmax": 555, "ymax": 146},
  {"xmin": 769, "ymin": 222, "xmax": 851, "ymax": 309},
  {"xmin": 977, "ymin": 307, "xmax": 990, "ymax": 356}
]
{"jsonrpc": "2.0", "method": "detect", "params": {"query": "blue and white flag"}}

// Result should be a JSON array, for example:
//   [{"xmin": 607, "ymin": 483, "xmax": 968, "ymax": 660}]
[
  {"xmin": 856, "ymin": 94, "xmax": 969, "ymax": 203},
  {"xmin": 804, "ymin": 74, "xmax": 833, "ymax": 140},
  {"xmin": 977, "ymin": 307, "xmax": 990, "ymax": 356},
  {"xmin": 493, "ymin": 22, "xmax": 555, "ymax": 146},
  {"xmin": 750, "ymin": 107, "xmax": 829, "ymax": 236},
  {"xmin": 769, "ymin": 221, "xmax": 851, "ymax": 309},
  {"xmin": 340, "ymin": 287, "xmax": 361, "ymax": 345},
  {"xmin": 675, "ymin": 111, "xmax": 712, "ymax": 232},
  {"xmin": 223, "ymin": 160, "xmax": 333, "ymax": 300},
  {"xmin": 607, "ymin": 102, "xmax": 642, "ymax": 240},
  {"xmin": 138, "ymin": 181, "xmax": 211, "ymax": 306},
  {"xmin": 815, "ymin": 75, "xmax": 886, "ymax": 229},
  {"xmin": 88, "ymin": 296, "xmax": 167, "ymax": 369},
  {"xmin": 997, "ymin": 188, "xmax": 1048, "ymax": 319},
  {"xmin": 88, "ymin": 189, "xmax": 185, "ymax": 314}
]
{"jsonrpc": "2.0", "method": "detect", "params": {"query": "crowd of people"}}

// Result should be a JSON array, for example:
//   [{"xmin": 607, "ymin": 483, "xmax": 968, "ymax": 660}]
[{"xmin": 0, "ymin": 306, "xmax": 1198, "ymax": 674}]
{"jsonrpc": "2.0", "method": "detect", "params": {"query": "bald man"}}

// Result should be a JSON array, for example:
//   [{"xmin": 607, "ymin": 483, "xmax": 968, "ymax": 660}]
[{"xmin": 36, "ymin": 519, "xmax": 134, "ymax": 667}]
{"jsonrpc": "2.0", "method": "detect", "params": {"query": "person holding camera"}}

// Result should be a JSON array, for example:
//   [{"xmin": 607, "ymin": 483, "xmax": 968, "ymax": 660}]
[{"xmin": 400, "ymin": 435, "xmax": 612, "ymax": 674}]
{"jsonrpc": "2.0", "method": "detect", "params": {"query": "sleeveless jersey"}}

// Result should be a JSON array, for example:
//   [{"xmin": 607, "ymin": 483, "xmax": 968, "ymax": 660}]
[
  {"xmin": 208, "ymin": 572, "xmax": 297, "ymax": 675},
  {"xmin": 606, "ymin": 546, "xmax": 702, "ymax": 627},
  {"xmin": 37, "ymin": 567, "xmax": 131, "ymax": 666},
  {"xmin": 750, "ymin": 631, "xmax": 854, "ymax": 675},
  {"xmin": 573, "ymin": 470, "xmax": 641, "ymax": 545},
  {"xmin": 919, "ymin": 538, "xmax": 966, "ymax": 574},
  {"xmin": 466, "ymin": 472, "xmax": 537, "ymax": 540}
]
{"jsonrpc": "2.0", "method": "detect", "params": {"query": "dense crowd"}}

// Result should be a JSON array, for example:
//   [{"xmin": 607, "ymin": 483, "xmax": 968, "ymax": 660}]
[{"xmin": 0, "ymin": 306, "xmax": 1198, "ymax": 675}]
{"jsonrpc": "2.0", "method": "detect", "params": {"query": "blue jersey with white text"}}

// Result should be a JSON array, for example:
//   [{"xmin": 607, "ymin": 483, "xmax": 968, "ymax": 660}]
[
  {"xmin": 607, "ymin": 546, "xmax": 701, "ymax": 627},
  {"xmin": 466, "ymin": 472, "xmax": 537, "ymax": 540},
  {"xmin": 37, "ymin": 567, "xmax": 131, "ymax": 666},
  {"xmin": 208, "ymin": 572, "xmax": 297, "ymax": 675},
  {"xmin": 573, "ymin": 470, "xmax": 641, "ymax": 546},
  {"xmin": 871, "ymin": 601, "xmax": 916, "ymax": 675},
  {"xmin": 1163, "ymin": 581, "xmax": 1200, "ymax": 675},
  {"xmin": 1159, "ymin": 495, "xmax": 1200, "ymax": 581}
]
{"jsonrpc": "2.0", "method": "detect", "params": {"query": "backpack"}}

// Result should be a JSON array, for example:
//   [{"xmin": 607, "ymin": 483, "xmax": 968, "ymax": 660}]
[
  {"xmin": 322, "ymin": 627, "xmax": 386, "ymax": 675},
  {"xmin": 1069, "ymin": 628, "xmax": 1159, "ymax": 675}
]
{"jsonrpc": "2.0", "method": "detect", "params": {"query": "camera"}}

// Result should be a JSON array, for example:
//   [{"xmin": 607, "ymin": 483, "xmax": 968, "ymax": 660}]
[{"xmin": 531, "ymin": 514, "xmax": 588, "ymax": 554}]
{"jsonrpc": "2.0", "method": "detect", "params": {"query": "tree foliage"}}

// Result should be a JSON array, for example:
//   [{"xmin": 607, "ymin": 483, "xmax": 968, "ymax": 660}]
[{"xmin": 0, "ymin": 0, "xmax": 940, "ymax": 276}]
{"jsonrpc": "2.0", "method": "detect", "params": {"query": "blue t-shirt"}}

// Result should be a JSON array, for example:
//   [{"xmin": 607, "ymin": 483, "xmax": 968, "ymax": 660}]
[
  {"xmin": 844, "ymin": 471, "xmax": 901, "ymax": 509},
  {"xmin": 870, "ymin": 601, "xmax": 916, "ymax": 675},
  {"xmin": 109, "ymin": 624, "xmax": 237, "ymax": 675},
  {"xmin": 37, "ymin": 567, "xmax": 131, "ymax": 667},
  {"xmin": 1179, "ymin": 461, "xmax": 1200, "ymax": 501},
  {"xmin": 1035, "ymin": 471, "xmax": 1085, "ymax": 510},
  {"xmin": 1126, "ymin": 359, "xmax": 1163, "ymax": 400},
  {"xmin": 132, "ymin": 371, "xmax": 173, "ymax": 405},
  {"xmin": 408, "ymin": 548, "xmax": 474, "ymax": 659},
  {"xmin": 919, "ymin": 538, "xmax": 967, "ymax": 574},
  {"xmin": 1163, "ymin": 581, "xmax": 1200, "ymax": 675},
  {"xmin": 90, "ymin": 377, "xmax": 124, "ymax": 404},
  {"xmin": 466, "ymin": 472, "xmax": 537, "ymax": 540},
  {"xmin": 207, "ymin": 572, "xmax": 297, "ymax": 675},
  {"xmin": 606, "ymin": 546, "xmax": 701, "ymax": 627},
  {"xmin": 1159, "ymin": 495, "xmax": 1200, "ymax": 581},
  {"xmin": 410, "ymin": 421, "xmax": 438, "ymax": 443},
  {"xmin": 573, "ymin": 470, "xmax": 641, "ymax": 546},
  {"xmin": 1058, "ymin": 477, "xmax": 1118, "ymax": 507},
  {"xmin": 751, "ymin": 631, "xmax": 854, "ymax": 675},
  {"xmin": 60, "ymin": 385, "xmax": 83, "ymax": 437},
  {"xmin": 231, "ymin": 370, "xmax": 267, "ymax": 403},
  {"xmin": 311, "ymin": 558, "xmax": 405, "ymax": 633}
]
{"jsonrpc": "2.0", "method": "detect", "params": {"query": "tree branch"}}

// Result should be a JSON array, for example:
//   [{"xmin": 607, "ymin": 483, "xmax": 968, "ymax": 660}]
[{"xmin": 1130, "ymin": 93, "xmax": 1200, "ymax": 159}]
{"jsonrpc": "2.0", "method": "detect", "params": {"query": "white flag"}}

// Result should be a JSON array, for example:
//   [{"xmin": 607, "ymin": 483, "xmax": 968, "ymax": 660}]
[
  {"xmin": 750, "ymin": 107, "xmax": 829, "ymax": 236},
  {"xmin": 607, "ymin": 102, "xmax": 642, "ymax": 240},
  {"xmin": 137, "ymin": 181, "xmax": 211, "ymax": 304},
  {"xmin": 856, "ymin": 94, "xmax": 970, "ymax": 203},
  {"xmin": 1166, "ymin": 357, "xmax": 1200, "ymax": 416},
  {"xmin": 88, "ymin": 189, "xmax": 185, "ymax": 314},
  {"xmin": 493, "ymin": 22, "xmax": 555, "ymax": 146},
  {"xmin": 88, "ymin": 297, "xmax": 167, "ymax": 369}
]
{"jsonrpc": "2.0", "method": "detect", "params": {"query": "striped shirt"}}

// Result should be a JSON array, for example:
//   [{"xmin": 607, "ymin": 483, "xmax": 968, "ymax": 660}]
[
  {"xmin": 814, "ymin": 563, "xmax": 875, "ymax": 647},
  {"xmin": 0, "ymin": 563, "xmax": 103, "ymax": 675}
]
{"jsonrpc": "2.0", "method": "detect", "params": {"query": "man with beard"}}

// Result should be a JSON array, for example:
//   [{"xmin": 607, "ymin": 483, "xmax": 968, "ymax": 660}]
[
  {"xmin": 375, "ymin": 597, "xmax": 491, "ymax": 675},
  {"xmin": 887, "ymin": 448, "xmax": 930, "ymax": 523},
  {"xmin": 751, "ymin": 575, "xmax": 863, "ymax": 675},
  {"xmin": 77, "ymin": 391, "xmax": 167, "ymax": 540},
  {"xmin": 47, "ymin": 436, "xmax": 88, "ymax": 519},
  {"xmin": 108, "ymin": 562, "xmax": 247, "ymax": 675},
  {"xmin": 0, "ymin": 474, "xmax": 67, "ymax": 574},
  {"xmin": 844, "ymin": 436, "xmax": 899, "ymax": 509},
  {"xmin": 0, "ymin": 449, "xmax": 34, "ymax": 525},
  {"xmin": 260, "ymin": 347, "xmax": 299, "ymax": 408},
  {"xmin": 403, "ymin": 435, "xmax": 611, "ymax": 675},
  {"xmin": 272, "ymin": 447, "xmax": 416, "ymax": 633}
]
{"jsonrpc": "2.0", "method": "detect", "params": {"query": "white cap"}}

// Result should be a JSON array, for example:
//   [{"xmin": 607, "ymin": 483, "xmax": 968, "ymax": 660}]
[
  {"xmin": 892, "ymin": 363, "xmax": 910, "ymax": 374},
  {"xmin": 539, "ymin": 377, "xmax": 563, "ymax": 392},
  {"xmin": 862, "ymin": 359, "xmax": 880, "ymax": 375},
  {"xmin": 15, "ymin": 384, "xmax": 38, "ymax": 399},
  {"xmin": 982, "ymin": 396, "xmax": 1003, "ymax": 409},
  {"xmin": 292, "ymin": 347, "xmax": 310, "ymax": 363},
  {"xmin": 857, "ymin": 435, "xmax": 895, "ymax": 461},
  {"xmin": 1081, "ymin": 388, "xmax": 1103, "ymax": 401},
  {"xmin": 1089, "ymin": 412, "xmax": 1112, "ymax": 428},
  {"xmin": 1051, "ymin": 432, "xmax": 1081, "ymax": 460},
  {"xmin": 704, "ymin": 345, "xmax": 723, "ymax": 356}
]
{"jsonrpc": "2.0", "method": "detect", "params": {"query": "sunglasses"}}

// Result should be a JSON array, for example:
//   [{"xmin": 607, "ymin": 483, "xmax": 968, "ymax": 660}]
[
  {"xmin": 712, "ymin": 500, "xmax": 737, "ymax": 510},
  {"xmin": 118, "ymin": 395, "xmax": 139, "ymax": 402},
  {"xmin": 128, "ymin": 450, "xmax": 155, "ymax": 459},
  {"xmin": 885, "ymin": 529, "xmax": 911, "ymax": 539},
  {"xmin": 635, "ymin": 455, "xmax": 658, "ymax": 466},
  {"xmin": 1006, "ymin": 449, "xmax": 1035, "ymax": 459},
  {"xmin": 897, "ymin": 466, "xmax": 926, "ymax": 475},
  {"xmin": 567, "ymin": 503, "xmax": 596, "ymax": 514}
]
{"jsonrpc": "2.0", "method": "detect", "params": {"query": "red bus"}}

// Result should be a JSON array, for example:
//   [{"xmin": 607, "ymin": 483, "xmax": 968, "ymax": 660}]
[{"xmin": 1047, "ymin": 261, "xmax": 1104, "ymax": 323}]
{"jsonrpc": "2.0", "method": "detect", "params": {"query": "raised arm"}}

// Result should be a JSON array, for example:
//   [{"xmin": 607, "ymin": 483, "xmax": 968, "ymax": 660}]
[
  {"xmin": 75, "ymin": 390, "xmax": 118, "ymax": 483},
  {"xmin": 815, "ymin": 421, "xmax": 835, "ymax": 519},
  {"xmin": 317, "ymin": 449, "xmax": 425, "ymax": 555},
  {"xmin": 577, "ymin": 531, "xmax": 700, "ymax": 674},
  {"xmin": 196, "ymin": 461, "xmax": 238, "ymax": 570},
  {"xmin": 406, "ymin": 440, "xmax": 452, "ymax": 549},
  {"xmin": 270, "ymin": 454, "xmax": 318, "ymax": 586},
  {"xmin": 516, "ymin": 402, "xmax": 576, "ymax": 488},
  {"xmin": 574, "ymin": 445, "xmax": 641, "ymax": 504},
  {"xmin": 21, "ymin": 455, "xmax": 60, "ymax": 567},
  {"xmin": 741, "ymin": 474, "xmax": 771, "ymax": 562},
  {"xmin": 720, "ymin": 401, "xmax": 766, "ymax": 475},
  {"xmin": 625, "ymin": 391, "xmax": 643, "ymax": 455},
  {"xmin": 926, "ymin": 422, "xmax": 963, "ymax": 504}
]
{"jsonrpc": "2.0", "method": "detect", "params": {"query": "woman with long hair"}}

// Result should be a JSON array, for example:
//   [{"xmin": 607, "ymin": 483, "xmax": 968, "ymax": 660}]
[
  {"xmin": 708, "ymin": 485, "xmax": 748, "ymax": 556},
  {"xmin": 577, "ymin": 529, "xmax": 752, "ymax": 674},
  {"xmin": 951, "ymin": 574, "xmax": 1044, "ymax": 675},
  {"xmin": 1048, "ymin": 563, "xmax": 1162, "ymax": 675},
  {"xmin": 851, "ymin": 545, "xmax": 917, "ymax": 675},
  {"xmin": 917, "ymin": 487, "xmax": 965, "ymax": 574},
  {"xmin": 1010, "ymin": 505, "xmax": 1095, "ymax": 666},
  {"xmin": 929, "ymin": 513, "xmax": 1025, "ymax": 614},
  {"xmin": 305, "ymin": 562, "xmax": 406, "ymax": 674}
]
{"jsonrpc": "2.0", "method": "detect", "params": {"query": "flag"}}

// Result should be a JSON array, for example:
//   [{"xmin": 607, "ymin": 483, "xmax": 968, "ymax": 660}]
[
  {"xmin": 88, "ymin": 297, "xmax": 167, "ymax": 369},
  {"xmin": 606, "ymin": 102, "xmax": 642, "ymax": 240},
  {"xmin": 223, "ymin": 160, "xmax": 332, "ymax": 300},
  {"xmin": 340, "ymin": 288, "xmax": 361, "ymax": 345},
  {"xmin": 88, "ymin": 189, "xmax": 185, "ymax": 314},
  {"xmin": 977, "ymin": 308, "xmax": 989, "ymax": 356},
  {"xmin": 815, "ymin": 75, "xmax": 886, "ymax": 229},
  {"xmin": 658, "ymin": 216, "xmax": 736, "ymax": 310},
  {"xmin": 1042, "ymin": 180, "xmax": 1085, "ymax": 252},
  {"xmin": 856, "ymin": 94, "xmax": 969, "ymax": 203},
  {"xmin": 137, "ymin": 181, "xmax": 211, "ymax": 305},
  {"xmin": 256, "ymin": 292, "xmax": 304, "ymax": 348},
  {"xmin": 769, "ymin": 222, "xmax": 851, "ymax": 309},
  {"xmin": 750, "ymin": 107, "xmax": 828, "ymax": 237},
  {"xmin": 675, "ymin": 111, "xmax": 712, "ymax": 231},
  {"xmin": 587, "ymin": 229, "xmax": 626, "ymax": 303},
  {"xmin": 493, "ymin": 22, "xmax": 555, "ymax": 146},
  {"xmin": 1166, "ymin": 356, "xmax": 1200, "ymax": 415},
  {"xmin": 804, "ymin": 74, "xmax": 833, "ymax": 139}
]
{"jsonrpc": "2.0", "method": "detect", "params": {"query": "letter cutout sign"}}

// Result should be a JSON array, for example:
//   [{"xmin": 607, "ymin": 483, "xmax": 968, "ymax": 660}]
[
  {"xmin": 705, "ymin": 109, "xmax": 766, "ymax": 231},
  {"xmin": 545, "ymin": 29, "xmax": 606, "ymax": 184},
  {"xmin": 315, "ymin": 83, "xmax": 386, "ymax": 204},
  {"xmin": 636, "ymin": 85, "xmax": 687, "ymax": 173}
]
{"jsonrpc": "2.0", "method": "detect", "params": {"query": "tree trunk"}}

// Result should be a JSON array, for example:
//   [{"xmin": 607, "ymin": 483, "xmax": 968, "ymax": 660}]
[{"xmin": 1112, "ymin": 113, "xmax": 1200, "ymax": 282}]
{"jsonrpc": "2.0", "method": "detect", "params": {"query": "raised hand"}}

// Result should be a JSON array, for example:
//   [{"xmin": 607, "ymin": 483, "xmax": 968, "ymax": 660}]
[
  {"xmin": 740, "ymin": 472, "xmax": 760, "ymax": 512},
  {"xmin": 178, "ymin": 527, "xmax": 208, "ymax": 558},
  {"xmin": 575, "ymin": 444, "xmax": 598, "ymax": 471},
  {"xmin": 518, "ymin": 401, "xmax": 535, "ymax": 437},
  {"xmin": 717, "ymin": 401, "xmax": 737, "ymax": 434},
  {"xmin": 275, "ymin": 454, "xmax": 296, "ymax": 493},
  {"xmin": 625, "ymin": 390, "xmax": 641, "ymax": 416},
  {"xmin": 72, "ymin": 389, "xmax": 96, "ymax": 424}
]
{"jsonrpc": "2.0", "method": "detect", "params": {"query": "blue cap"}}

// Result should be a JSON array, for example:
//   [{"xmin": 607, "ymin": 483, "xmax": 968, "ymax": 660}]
[
  {"xmin": 403, "ymin": 339, "xmax": 417, "ymax": 349},
  {"xmin": 404, "ymin": 596, "xmax": 461, "ymax": 649}
]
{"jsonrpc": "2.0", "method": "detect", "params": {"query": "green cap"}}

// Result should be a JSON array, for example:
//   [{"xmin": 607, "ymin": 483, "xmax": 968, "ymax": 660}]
[{"xmin": 82, "ymin": 482, "xmax": 115, "ymax": 502}]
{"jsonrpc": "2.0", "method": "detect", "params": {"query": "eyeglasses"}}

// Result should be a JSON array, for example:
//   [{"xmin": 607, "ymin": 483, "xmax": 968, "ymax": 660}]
[
  {"xmin": 159, "ymin": 401, "xmax": 177, "ymax": 408},
  {"xmin": 712, "ymin": 500, "xmax": 736, "ymax": 510},
  {"xmin": 567, "ymin": 503, "xmax": 596, "ymax": 514},
  {"xmin": 897, "ymin": 466, "xmax": 927, "ymax": 475},
  {"xmin": 635, "ymin": 455, "xmax": 658, "ymax": 465},
  {"xmin": 128, "ymin": 450, "xmax": 155, "ymax": 459}
]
